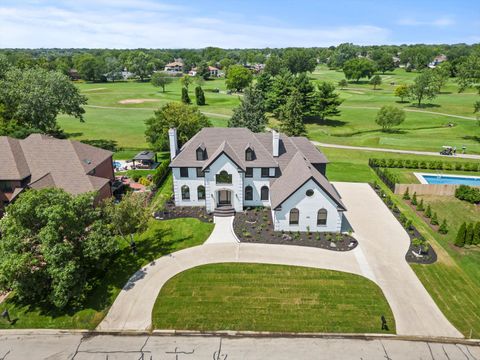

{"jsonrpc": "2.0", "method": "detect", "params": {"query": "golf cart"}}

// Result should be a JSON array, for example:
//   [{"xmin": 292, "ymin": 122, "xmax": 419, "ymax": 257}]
[{"xmin": 440, "ymin": 146, "xmax": 454, "ymax": 156}]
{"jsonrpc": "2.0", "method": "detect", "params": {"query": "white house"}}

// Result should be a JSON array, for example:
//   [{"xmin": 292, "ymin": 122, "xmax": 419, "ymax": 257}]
[{"xmin": 169, "ymin": 128, "xmax": 346, "ymax": 232}]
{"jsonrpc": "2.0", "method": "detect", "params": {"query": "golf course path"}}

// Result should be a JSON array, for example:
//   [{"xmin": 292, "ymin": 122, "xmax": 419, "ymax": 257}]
[
  {"xmin": 312, "ymin": 141, "xmax": 480, "ymax": 160},
  {"xmin": 341, "ymin": 105, "xmax": 478, "ymax": 121}
]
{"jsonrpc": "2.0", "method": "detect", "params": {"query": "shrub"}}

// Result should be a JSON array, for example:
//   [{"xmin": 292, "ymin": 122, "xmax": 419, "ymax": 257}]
[
  {"xmin": 473, "ymin": 222, "xmax": 480, "ymax": 245},
  {"xmin": 425, "ymin": 204, "xmax": 432, "ymax": 218},
  {"xmin": 181, "ymin": 87, "xmax": 191, "ymax": 104},
  {"xmin": 152, "ymin": 159, "xmax": 171, "ymax": 188},
  {"xmin": 411, "ymin": 160, "xmax": 418, "ymax": 168},
  {"xmin": 430, "ymin": 212, "xmax": 439, "ymax": 225},
  {"xmin": 411, "ymin": 192, "xmax": 418, "ymax": 206},
  {"xmin": 465, "ymin": 223, "xmax": 474, "ymax": 245},
  {"xmin": 455, "ymin": 163, "xmax": 463, "ymax": 171},
  {"xmin": 419, "ymin": 161, "xmax": 427, "ymax": 169},
  {"xmin": 455, "ymin": 222, "xmax": 467, "ymax": 247},
  {"xmin": 438, "ymin": 219, "xmax": 449, "ymax": 234},
  {"xmin": 455, "ymin": 185, "xmax": 480, "ymax": 204},
  {"xmin": 416, "ymin": 199, "xmax": 424, "ymax": 212},
  {"xmin": 403, "ymin": 187, "xmax": 410, "ymax": 200}
]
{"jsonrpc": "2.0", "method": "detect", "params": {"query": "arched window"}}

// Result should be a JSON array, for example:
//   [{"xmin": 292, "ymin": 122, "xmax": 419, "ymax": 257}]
[
  {"xmin": 181, "ymin": 185, "xmax": 190, "ymax": 200},
  {"xmin": 260, "ymin": 186, "xmax": 269, "ymax": 200},
  {"xmin": 245, "ymin": 185, "xmax": 253, "ymax": 201},
  {"xmin": 245, "ymin": 148, "xmax": 254, "ymax": 161},
  {"xmin": 197, "ymin": 185, "xmax": 205, "ymax": 200},
  {"xmin": 289, "ymin": 208, "xmax": 299, "ymax": 225},
  {"xmin": 216, "ymin": 170, "xmax": 232, "ymax": 184},
  {"xmin": 196, "ymin": 147, "xmax": 205, "ymax": 161},
  {"xmin": 317, "ymin": 208, "xmax": 328, "ymax": 226}
]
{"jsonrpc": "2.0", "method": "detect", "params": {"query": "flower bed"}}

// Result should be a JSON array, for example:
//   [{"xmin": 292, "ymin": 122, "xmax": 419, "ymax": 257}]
[
  {"xmin": 371, "ymin": 183, "xmax": 437, "ymax": 264},
  {"xmin": 233, "ymin": 207, "xmax": 357, "ymax": 251},
  {"xmin": 153, "ymin": 200, "xmax": 213, "ymax": 223}
]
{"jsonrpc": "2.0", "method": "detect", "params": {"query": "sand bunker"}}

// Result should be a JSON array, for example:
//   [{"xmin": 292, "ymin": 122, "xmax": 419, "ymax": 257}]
[{"xmin": 118, "ymin": 99, "xmax": 160, "ymax": 104}]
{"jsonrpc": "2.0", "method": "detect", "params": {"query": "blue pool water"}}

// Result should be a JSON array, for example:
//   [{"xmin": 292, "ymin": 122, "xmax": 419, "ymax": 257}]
[
  {"xmin": 113, "ymin": 161, "xmax": 122, "ymax": 169},
  {"xmin": 422, "ymin": 174, "xmax": 480, "ymax": 186}
]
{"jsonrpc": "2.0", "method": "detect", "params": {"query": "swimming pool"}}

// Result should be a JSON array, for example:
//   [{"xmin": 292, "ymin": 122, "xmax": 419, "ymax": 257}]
[{"xmin": 415, "ymin": 173, "xmax": 480, "ymax": 186}]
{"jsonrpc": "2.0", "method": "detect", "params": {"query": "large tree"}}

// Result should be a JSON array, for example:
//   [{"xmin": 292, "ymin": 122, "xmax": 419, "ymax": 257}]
[
  {"xmin": 457, "ymin": 55, "xmax": 480, "ymax": 93},
  {"xmin": 228, "ymin": 85, "xmax": 267, "ymax": 132},
  {"xmin": 375, "ymin": 105, "xmax": 406, "ymax": 131},
  {"xmin": 375, "ymin": 52, "xmax": 396, "ymax": 74},
  {"xmin": 128, "ymin": 51, "xmax": 155, "ymax": 81},
  {"xmin": 73, "ymin": 53, "xmax": 106, "ymax": 82},
  {"xmin": 343, "ymin": 58, "xmax": 376, "ymax": 82},
  {"xmin": 310, "ymin": 82, "xmax": 343, "ymax": 121},
  {"xmin": 408, "ymin": 70, "xmax": 439, "ymax": 106},
  {"xmin": 0, "ymin": 189, "xmax": 117, "ymax": 309},
  {"xmin": 283, "ymin": 49, "xmax": 317, "ymax": 74},
  {"xmin": 0, "ymin": 67, "xmax": 87, "ymax": 133},
  {"xmin": 151, "ymin": 72, "xmax": 174, "ymax": 92},
  {"xmin": 225, "ymin": 65, "xmax": 253, "ymax": 92},
  {"xmin": 264, "ymin": 54, "xmax": 285, "ymax": 76},
  {"xmin": 145, "ymin": 102, "xmax": 211, "ymax": 151},
  {"xmin": 279, "ymin": 89, "xmax": 306, "ymax": 136}
]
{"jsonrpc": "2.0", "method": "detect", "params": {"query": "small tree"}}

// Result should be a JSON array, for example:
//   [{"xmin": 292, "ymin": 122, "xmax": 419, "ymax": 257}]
[
  {"xmin": 180, "ymin": 75, "xmax": 192, "ymax": 90},
  {"xmin": 195, "ymin": 86, "xmax": 206, "ymax": 106},
  {"xmin": 416, "ymin": 199, "xmax": 424, "ymax": 212},
  {"xmin": 151, "ymin": 72, "xmax": 174, "ymax": 92},
  {"xmin": 403, "ymin": 187, "xmax": 410, "ymax": 200},
  {"xmin": 455, "ymin": 222, "xmax": 467, "ymax": 247},
  {"xmin": 430, "ymin": 212, "xmax": 439, "ymax": 225},
  {"xmin": 394, "ymin": 84, "xmax": 409, "ymax": 103},
  {"xmin": 411, "ymin": 192, "xmax": 418, "ymax": 206},
  {"xmin": 473, "ymin": 222, "xmax": 480, "ymax": 245},
  {"xmin": 375, "ymin": 105, "xmax": 406, "ymax": 132},
  {"xmin": 408, "ymin": 70, "xmax": 439, "ymax": 106},
  {"xmin": 338, "ymin": 79, "xmax": 348, "ymax": 89},
  {"xmin": 438, "ymin": 219, "xmax": 449, "ymax": 234},
  {"xmin": 181, "ymin": 87, "xmax": 191, "ymax": 104},
  {"xmin": 425, "ymin": 204, "xmax": 432, "ymax": 218},
  {"xmin": 370, "ymin": 75, "xmax": 382, "ymax": 90},
  {"xmin": 465, "ymin": 222, "xmax": 474, "ymax": 245}
]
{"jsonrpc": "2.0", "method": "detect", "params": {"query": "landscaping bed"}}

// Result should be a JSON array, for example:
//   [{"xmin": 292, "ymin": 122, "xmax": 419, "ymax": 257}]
[
  {"xmin": 153, "ymin": 200, "xmax": 213, "ymax": 223},
  {"xmin": 371, "ymin": 184, "xmax": 437, "ymax": 264},
  {"xmin": 233, "ymin": 207, "xmax": 357, "ymax": 251}
]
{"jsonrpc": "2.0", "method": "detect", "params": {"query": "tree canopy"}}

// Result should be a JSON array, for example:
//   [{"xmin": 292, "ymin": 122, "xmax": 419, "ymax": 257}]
[
  {"xmin": 279, "ymin": 89, "xmax": 306, "ymax": 136},
  {"xmin": 408, "ymin": 70, "xmax": 440, "ymax": 106},
  {"xmin": 310, "ymin": 82, "xmax": 343, "ymax": 121},
  {"xmin": 375, "ymin": 105, "xmax": 406, "ymax": 131},
  {"xmin": 151, "ymin": 72, "xmax": 174, "ymax": 92},
  {"xmin": 343, "ymin": 58, "xmax": 376, "ymax": 82},
  {"xmin": 228, "ymin": 85, "xmax": 268, "ymax": 132},
  {"xmin": 145, "ymin": 102, "xmax": 211, "ymax": 151},
  {"xmin": 0, "ymin": 189, "xmax": 117, "ymax": 309},
  {"xmin": 225, "ymin": 65, "xmax": 253, "ymax": 92}
]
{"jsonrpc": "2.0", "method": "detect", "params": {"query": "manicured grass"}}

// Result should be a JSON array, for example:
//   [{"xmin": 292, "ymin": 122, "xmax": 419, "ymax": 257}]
[
  {"xmin": 0, "ymin": 217, "xmax": 214, "ymax": 329},
  {"xmin": 153, "ymin": 263, "xmax": 395, "ymax": 334}
]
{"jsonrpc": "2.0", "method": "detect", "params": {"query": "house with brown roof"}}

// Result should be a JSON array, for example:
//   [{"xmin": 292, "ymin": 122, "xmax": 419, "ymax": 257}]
[
  {"xmin": 0, "ymin": 134, "xmax": 114, "ymax": 214},
  {"xmin": 168, "ymin": 127, "xmax": 346, "ymax": 232},
  {"xmin": 164, "ymin": 58, "xmax": 184, "ymax": 73}
]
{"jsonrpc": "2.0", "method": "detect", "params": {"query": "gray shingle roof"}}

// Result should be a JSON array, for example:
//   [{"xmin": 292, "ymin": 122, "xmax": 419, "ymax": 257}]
[{"xmin": 0, "ymin": 134, "xmax": 113, "ymax": 195}]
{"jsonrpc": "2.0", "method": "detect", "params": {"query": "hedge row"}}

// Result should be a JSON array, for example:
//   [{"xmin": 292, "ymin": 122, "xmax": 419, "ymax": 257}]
[
  {"xmin": 152, "ymin": 159, "xmax": 171, "ymax": 189},
  {"xmin": 455, "ymin": 185, "xmax": 480, "ymax": 204},
  {"xmin": 371, "ymin": 166, "xmax": 398, "ymax": 191},
  {"xmin": 369, "ymin": 158, "xmax": 480, "ymax": 172},
  {"xmin": 455, "ymin": 222, "xmax": 480, "ymax": 247}
]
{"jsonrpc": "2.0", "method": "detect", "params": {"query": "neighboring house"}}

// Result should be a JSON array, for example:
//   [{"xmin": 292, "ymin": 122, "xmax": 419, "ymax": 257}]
[
  {"xmin": 164, "ymin": 58, "xmax": 184, "ymax": 73},
  {"xmin": 0, "ymin": 134, "xmax": 114, "ymax": 214},
  {"xmin": 169, "ymin": 128, "xmax": 346, "ymax": 232},
  {"xmin": 189, "ymin": 66, "xmax": 220, "ymax": 77},
  {"xmin": 428, "ymin": 54, "xmax": 448, "ymax": 68}
]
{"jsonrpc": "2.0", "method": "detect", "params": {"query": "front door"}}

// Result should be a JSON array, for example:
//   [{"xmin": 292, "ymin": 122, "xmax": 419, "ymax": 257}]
[{"xmin": 218, "ymin": 190, "xmax": 232, "ymax": 206}]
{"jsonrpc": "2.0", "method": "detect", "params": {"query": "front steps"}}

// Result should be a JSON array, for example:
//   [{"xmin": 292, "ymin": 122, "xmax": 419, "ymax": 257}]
[{"xmin": 214, "ymin": 206, "xmax": 235, "ymax": 217}]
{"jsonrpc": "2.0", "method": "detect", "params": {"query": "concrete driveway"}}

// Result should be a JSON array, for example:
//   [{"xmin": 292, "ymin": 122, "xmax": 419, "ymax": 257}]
[{"xmin": 98, "ymin": 183, "xmax": 461, "ymax": 338}]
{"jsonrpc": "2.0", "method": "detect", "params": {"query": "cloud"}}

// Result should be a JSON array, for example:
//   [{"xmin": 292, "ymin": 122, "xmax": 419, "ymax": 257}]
[
  {"xmin": 397, "ymin": 16, "xmax": 455, "ymax": 27},
  {"xmin": 0, "ymin": 2, "xmax": 390, "ymax": 48}
]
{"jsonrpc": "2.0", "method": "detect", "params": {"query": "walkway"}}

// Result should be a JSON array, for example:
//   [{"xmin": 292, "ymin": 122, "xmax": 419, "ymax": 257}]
[
  {"xmin": 204, "ymin": 216, "xmax": 239, "ymax": 244},
  {"xmin": 312, "ymin": 141, "xmax": 480, "ymax": 160},
  {"xmin": 98, "ymin": 183, "xmax": 462, "ymax": 338}
]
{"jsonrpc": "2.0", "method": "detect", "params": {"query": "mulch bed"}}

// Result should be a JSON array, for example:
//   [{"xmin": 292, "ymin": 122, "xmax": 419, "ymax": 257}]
[
  {"xmin": 371, "ymin": 184, "xmax": 437, "ymax": 264},
  {"xmin": 153, "ymin": 200, "xmax": 213, "ymax": 223},
  {"xmin": 233, "ymin": 207, "xmax": 357, "ymax": 251}
]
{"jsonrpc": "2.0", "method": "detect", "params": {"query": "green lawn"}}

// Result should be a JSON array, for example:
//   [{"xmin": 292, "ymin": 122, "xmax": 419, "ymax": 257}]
[
  {"xmin": 153, "ymin": 263, "xmax": 395, "ymax": 334},
  {"xmin": 0, "ymin": 217, "xmax": 214, "ymax": 329}
]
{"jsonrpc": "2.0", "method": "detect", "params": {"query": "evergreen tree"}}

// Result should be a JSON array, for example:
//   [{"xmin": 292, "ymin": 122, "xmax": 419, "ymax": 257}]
[
  {"xmin": 279, "ymin": 89, "xmax": 306, "ymax": 136},
  {"xmin": 416, "ymin": 198, "xmax": 424, "ymax": 211},
  {"xmin": 430, "ymin": 212, "xmax": 439, "ymax": 225},
  {"xmin": 266, "ymin": 69, "xmax": 295, "ymax": 115},
  {"xmin": 294, "ymin": 72, "xmax": 316, "ymax": 114},
  {"xmin": 473, "ymin": 222, "xmax": 480, "ymax": 245},
  {"xmin": 403, "ymin": 187, "xmax": 410, "ymax": 200},
  {"xmin": 195, "ymin": 86, "xmax": 205, "ymax": 106},
  {"xmin": 228, "ymin": 85, "xmax": 267, "ymax": 133},
  {"xmin": 310, "ymin": 81, "xmax": 343, "ymax": 121},
  {"xmin": 181, "ymin": 87, "xmax": 191, "ymax": 104},
  {"xmin": 411, "ymin": 192, "xmax": 418, "ymax": 205},
  {"xmin": 465, "ymin": 222, "xmax": 474, "ymax": 245},
  {"xmin": 455, "ymin": 222, "xmax": 467, "ymax": 247},
  {"xmin": 256, "ymin": 72, "xmax": 273, "ymax": 95},
  {"xmin": 438, "ymin": 219, "xmax": 449, "ymax": 234},
  {"xmin": 425, "ymin": 204, "xmax": 432, "ymax": 218}
]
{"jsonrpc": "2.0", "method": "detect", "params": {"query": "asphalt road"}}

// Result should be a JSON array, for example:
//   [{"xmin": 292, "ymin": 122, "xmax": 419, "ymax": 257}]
[{"xmin": 1, "ymin": 332, "xmax": 479, "ymax": 360}]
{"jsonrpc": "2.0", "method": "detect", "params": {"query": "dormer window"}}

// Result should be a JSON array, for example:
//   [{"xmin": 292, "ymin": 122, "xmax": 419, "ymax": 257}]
[
  {"xmin": 196, "ymin": 144, "xmax": 206, "ymax": 161},
  {"xmin": 245, "ymin": 147, "xmax": 254, "ymax": 161}
]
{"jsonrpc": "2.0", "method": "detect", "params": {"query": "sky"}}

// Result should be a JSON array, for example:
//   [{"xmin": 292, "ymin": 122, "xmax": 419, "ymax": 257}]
[{"xmin": 0, "ymin": 0, "xmax": 479, "ymax": 48}]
